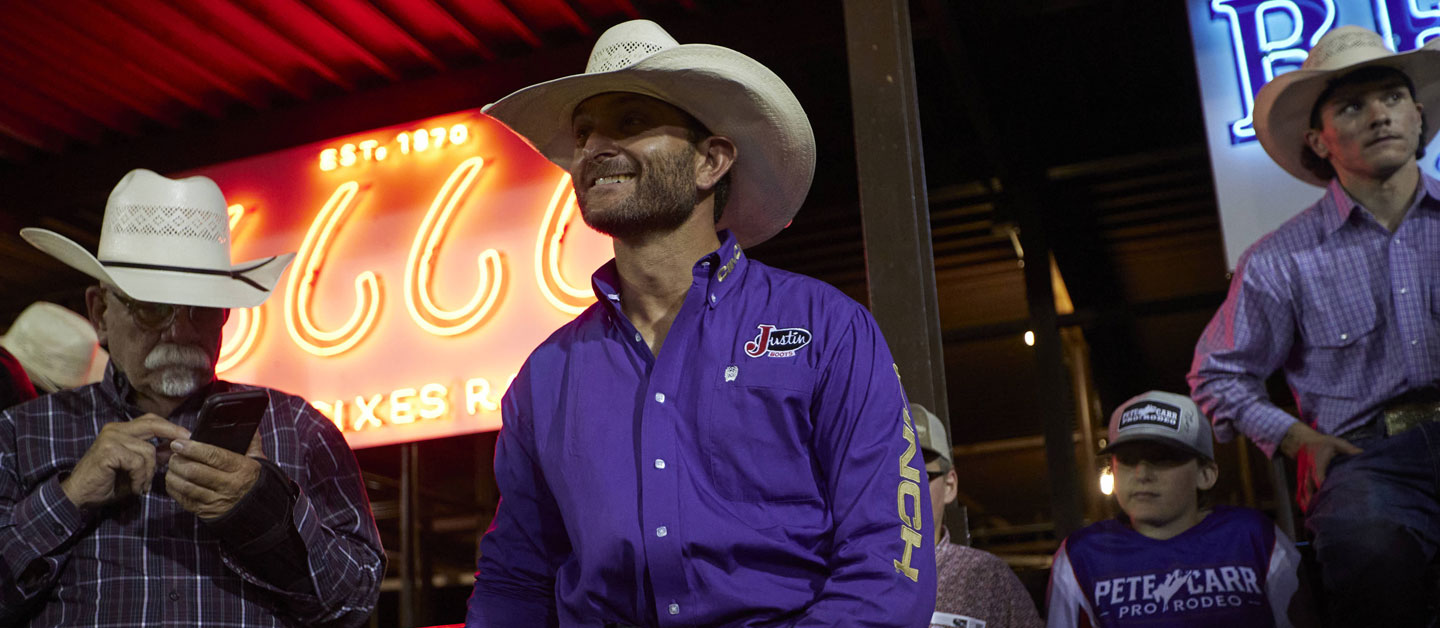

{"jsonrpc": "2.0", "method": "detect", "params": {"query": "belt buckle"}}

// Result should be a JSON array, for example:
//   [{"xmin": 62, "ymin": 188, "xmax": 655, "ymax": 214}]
[{"xmin": 1382, "ymin": 400, "xmax": 1440, "ymax": 437}]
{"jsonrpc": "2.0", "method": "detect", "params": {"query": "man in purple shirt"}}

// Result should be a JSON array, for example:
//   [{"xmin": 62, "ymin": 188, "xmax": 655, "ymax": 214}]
[
  {"xmin": 1189, "ymin": 27, "xmax": 1440, "ymax": 623},
  {"xmin": 467, "ymin": 19, "xmax": 935, "ymax": 627}
]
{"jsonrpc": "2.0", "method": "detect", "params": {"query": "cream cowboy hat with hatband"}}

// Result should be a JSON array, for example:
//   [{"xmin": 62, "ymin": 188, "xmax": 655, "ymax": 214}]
[
  {"xmin": 21, "ymin": 169, "xmax": 295, "ymax": 309},
  {"xmin": 1255, "ymin": 26, "xmax": 1440, "ymax": 187},
  {"xmin": 483, "ymin": 19, "xmax": 816, "ymax": 248},
  {"xmin": 0, "ymin": 302, "xmax": 107, "ymax": 393}
]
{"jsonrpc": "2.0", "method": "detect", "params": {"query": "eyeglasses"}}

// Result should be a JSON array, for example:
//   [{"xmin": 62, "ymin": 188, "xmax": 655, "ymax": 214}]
[{"xmin": 107, "ymin": 290, "xmax": 226, "ymax": 332}]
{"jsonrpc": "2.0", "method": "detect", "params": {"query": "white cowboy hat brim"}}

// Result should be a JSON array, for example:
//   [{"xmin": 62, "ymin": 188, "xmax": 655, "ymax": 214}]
[
  {"xmin": 1256, "ymin": 41, "xmax": 1440, "ymax": 187},
  {"xmin": 484, "ymin": 43, "xmax": 816, "ymax": 248},
  {"xmin": 21, "ymin": 227, "xmax": 295, "ymax": 309}
]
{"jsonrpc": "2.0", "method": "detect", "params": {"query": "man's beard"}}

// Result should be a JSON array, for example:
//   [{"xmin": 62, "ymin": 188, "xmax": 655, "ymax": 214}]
[
  {"xmin": 575, "ymin": 146, "xmax": 698, "ymax": 240},
  {"xmin": 143, "ymin": 343, "xmax": 214, "ymax": 398}
]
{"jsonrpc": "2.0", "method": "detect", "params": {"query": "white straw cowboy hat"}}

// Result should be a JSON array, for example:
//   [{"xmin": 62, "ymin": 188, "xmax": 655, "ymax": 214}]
[
  {"xmin": 0, "ymin": 302, "xmax": 107, "ymax": 393},
  {"xmin": 20, "ymin": 169, "xmax": 295, "ymax": 309},
  {"xmin": 483, "ymin": 19, "xmax": 816, "ymax": 247},
  {"xmin": 1255, "ymin": 26, "xmax": 1440, "ymax": 186}
]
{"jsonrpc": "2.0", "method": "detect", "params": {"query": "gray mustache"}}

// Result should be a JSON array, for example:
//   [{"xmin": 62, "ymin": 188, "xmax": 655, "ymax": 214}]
[{"xmin": 144, "ymin": 344, "xmax": 211, "ymax": 369}]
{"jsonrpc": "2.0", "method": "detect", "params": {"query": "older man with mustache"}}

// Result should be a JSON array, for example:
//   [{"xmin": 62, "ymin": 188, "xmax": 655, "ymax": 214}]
[{"xmin": 0, "ymin": 169, "xmax": 384, "ymax": 627}]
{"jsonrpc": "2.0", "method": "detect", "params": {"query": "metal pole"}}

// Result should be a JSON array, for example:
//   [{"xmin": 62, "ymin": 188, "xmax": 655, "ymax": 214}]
[
  {"xmin": 1269, "ymin": 456, "xmax": 1296, "ymax": 539},
  {"xmin": 399, "ymin": 443, "xmax": 417, "ymax": 628},
  {"xmin": 1064, "ymin": 326, "xmax": 1102, "ymax": 522},
  {"xmin": 1236, "ymin": 437, "xmax": 1257, "ymax": 508},
  {"xmin": 1018, "ymin": 221, "xmax": 1085, "ymax": 539},
  {"xmin": 841, "ymin": 0, "xmax": 950, "ymax": 424}
]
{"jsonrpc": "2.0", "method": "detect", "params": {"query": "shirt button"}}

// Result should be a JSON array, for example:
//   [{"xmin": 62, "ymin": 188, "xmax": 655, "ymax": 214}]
[
  {"xmin": 168, "ymin": 590, "xmax": 180, "ymax": 601},
  {"xmin": 1339, "ymin": 333, "xmax": 1348, "ymax": 341},
  {"xmin": 1400, "ymin": 287, "xmax": 1409, "ymax": 294},
  {"xmin": 1412, "ymin": 339, "xmax": 1420, "ymax": 346},
  {"xmin": 701, "ymin": 261, "xmax": 710, "ymax": 267},
  {"xmin": 669, "ymin": 602, "xmax": 680, "ymax": 615},
  {"xmin": 654, "ymin": 458, "xmax": 666, "ymax": 469},
  {"xmin": 655, "ymin": 392, "xmax": 665, "ymax": 403},
  {"xmin": 709, "ymin": 294, "xmax": 717, "ymax": 304},
  {"xmin": 656, "ymin": 525, "xmax": 668, "ymax": 537},
  {"xmin": 634, "ymin": 332, "xmax": 642, "ymax": 342}
]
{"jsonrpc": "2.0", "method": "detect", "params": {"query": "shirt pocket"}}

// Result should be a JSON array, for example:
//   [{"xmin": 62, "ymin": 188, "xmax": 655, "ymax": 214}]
[
  {"xmin": 700, "ymin": 361, "xmax": 819, "ymax": 504},
  {"xmin": 1294, "ymin": 277, "xmax": 1380, "ymax": 399}
]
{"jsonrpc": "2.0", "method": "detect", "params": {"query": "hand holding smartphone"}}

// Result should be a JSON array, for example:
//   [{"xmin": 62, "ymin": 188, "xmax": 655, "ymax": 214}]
[{"xmin": 191, "ymin": 389, "xmax": 268, "ymax": 454}]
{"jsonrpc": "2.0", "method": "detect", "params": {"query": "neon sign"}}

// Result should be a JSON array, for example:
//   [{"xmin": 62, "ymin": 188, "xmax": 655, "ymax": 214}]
[
  {"xmin": 1206, "ymin": 0, "xmax": 1436, "ymax": 144},
  {"xmin": 318, "ymin": 124, "xmax": 471, "ymax": 171},
  {"xmin": 216, "ymin": 204, "xmax": 261, "ymax": 373},
  {"xmin": 402, "ymin": 157, "xmax": 505, "ymax": 336},
  {"xmin": 186, "ymin": 109, "xmax": 611, "ymax": 449}
]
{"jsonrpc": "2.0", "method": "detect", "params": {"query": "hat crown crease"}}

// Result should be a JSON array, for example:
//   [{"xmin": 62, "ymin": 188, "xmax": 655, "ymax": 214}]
[
  {"xmin": 1304, "ymin": 29, "xmax": 1390, "ymax": 70},
  {"xmin": 585, "ymin": 21, "xmax": 678, "ymax": 74}
]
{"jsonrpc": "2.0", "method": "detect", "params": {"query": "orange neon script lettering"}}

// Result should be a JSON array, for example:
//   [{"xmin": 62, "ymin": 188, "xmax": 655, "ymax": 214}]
[{"xmin": 284, "ymin": 182, "xmax": 381, "ymax": 357}]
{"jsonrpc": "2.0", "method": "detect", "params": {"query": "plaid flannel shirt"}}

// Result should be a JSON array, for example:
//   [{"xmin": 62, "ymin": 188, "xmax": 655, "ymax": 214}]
[
  {"xmin": 1190, "ymin": 175, "xmax": 1440, "ymax": 455},
  {"xmin": 0, "ymin": 366, "xmax": 384, "ymax": 627}
]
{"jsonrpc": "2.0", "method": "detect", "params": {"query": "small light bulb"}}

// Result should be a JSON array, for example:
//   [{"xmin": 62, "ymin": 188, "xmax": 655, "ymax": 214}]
[
  {"xmin": 1024, "ymin": 330, "xmax": 1035, "ymax": 346},
  {"xmin": 1099, "ymin": 468, "xmax": 1114, "ymax": 496}
]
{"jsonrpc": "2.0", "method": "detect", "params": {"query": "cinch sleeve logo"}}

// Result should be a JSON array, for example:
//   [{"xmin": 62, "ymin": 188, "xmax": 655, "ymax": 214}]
[
  {"xmin": 893, "ymin": 364, "xmax": 923, "ymax": 583},
  {"xmin": 744, "ymin": 324, "xmax": 813, "ymax": 358}
]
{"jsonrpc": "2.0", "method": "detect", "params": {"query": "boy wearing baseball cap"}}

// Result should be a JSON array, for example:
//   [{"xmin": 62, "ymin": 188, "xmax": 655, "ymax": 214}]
[
  {"xmin": 1046, "ymin": 391, "xmax": 1314, "ymax": 627},
  {"xmin": 915, "ymin": 403, "xmax": 1043, "ymax": 628}
]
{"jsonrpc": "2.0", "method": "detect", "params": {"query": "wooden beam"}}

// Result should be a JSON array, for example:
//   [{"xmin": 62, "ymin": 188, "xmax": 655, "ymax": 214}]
[{"xmin": 841, "ymin": 0, "xmax": 950, "ymax": 425}]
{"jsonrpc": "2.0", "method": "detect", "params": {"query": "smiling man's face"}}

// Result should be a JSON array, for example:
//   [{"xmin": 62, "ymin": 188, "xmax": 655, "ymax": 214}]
[
  {"xmin": 1306, "ymin": 74, "xmax": 1425, "ymax": 183},
  {"xmin": 568, "ymin": 92, "xmax": 706, "ymax": 240}
]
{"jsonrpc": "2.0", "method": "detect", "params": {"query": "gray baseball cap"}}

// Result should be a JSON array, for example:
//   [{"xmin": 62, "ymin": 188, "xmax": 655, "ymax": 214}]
[
  {"xmin": 1099, "ymin": 391, "xmax": 1214, "ymax": 460},
  {"xmin": 911, "ymin": 403, "xmax": 952, "ymax": 471}
]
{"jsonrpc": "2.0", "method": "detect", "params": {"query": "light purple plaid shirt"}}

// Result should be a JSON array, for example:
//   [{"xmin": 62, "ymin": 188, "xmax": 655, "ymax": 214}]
[
  {"xmin": 0, "ymin": 367, "xmax": 384, "ymax": 627},
  {"xmin": 1190, "ymin": 174, "xmax": 1440, "ymax": 456}
]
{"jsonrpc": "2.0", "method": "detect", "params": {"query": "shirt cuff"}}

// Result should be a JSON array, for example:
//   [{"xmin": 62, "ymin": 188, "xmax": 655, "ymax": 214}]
[
  {"xmin": 9, "ymin": 477, "xmax": 92, "ymax": 593},
  {"xmin": 202, "ymin": 458, "xmax": 297, "ymax": 554},
  {"xmin": 15, "ymin": 476, "xmax": 92, "ymax": 555},
  {"xmin": 1241, "ymin": 405, "xmax": 1299, "ymax": 458}
]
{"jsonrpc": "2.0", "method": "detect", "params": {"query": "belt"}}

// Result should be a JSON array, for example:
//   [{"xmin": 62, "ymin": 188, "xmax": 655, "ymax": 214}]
[{"xmin": 1340, "ymin": 387, "xmax": 1440, "ymax": 441}]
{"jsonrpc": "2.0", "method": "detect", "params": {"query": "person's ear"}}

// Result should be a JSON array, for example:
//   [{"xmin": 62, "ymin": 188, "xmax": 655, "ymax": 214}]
[
  {"xmin": 85, "ymin": 286, "xmax": 110, "ymax": 347},
  {"xmin": 695, "ymin": 136, "xmax": 737, "ymax": 191},
  {"xmin": 1304, "ymin": 127, "xmax": 1331, "ymax": 160},
  {"xmin": 1196, "ymin": 460, "xmax": 1219, "ymax": 491},
  {"xmin": 943, "ymin": 469, "xmax": 959, "ymax": 506}
]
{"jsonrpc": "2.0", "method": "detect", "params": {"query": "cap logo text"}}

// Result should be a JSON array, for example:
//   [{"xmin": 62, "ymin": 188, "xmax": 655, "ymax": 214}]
[{"xmin": 1119, "ymin": 401, "xmax": 1182, "ymax": 431}]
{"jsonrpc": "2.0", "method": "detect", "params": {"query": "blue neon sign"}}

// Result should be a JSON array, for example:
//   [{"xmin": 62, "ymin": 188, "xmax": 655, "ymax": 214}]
[{"xmin": 1207, "ymin": 0, "xmax": 1437, "ymax": 145}]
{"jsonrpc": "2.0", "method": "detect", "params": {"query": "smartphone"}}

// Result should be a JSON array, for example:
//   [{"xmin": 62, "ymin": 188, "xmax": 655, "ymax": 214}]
[{"xmin": 192, "ymin": 389, "xmax": 268, "ymax": 454}]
